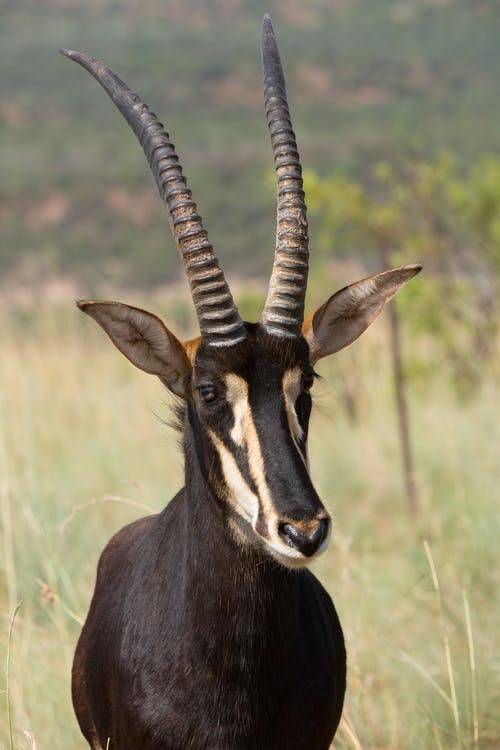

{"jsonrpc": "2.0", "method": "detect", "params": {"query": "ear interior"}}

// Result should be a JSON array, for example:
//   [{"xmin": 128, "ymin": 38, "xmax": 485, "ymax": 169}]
[
  {"xmin": 77, "ymin": 300, "xmax": 192, "ymax": 397},
  {"xmin": 302, "ymin": 264, "xmax": 422, "ymax": 363}
]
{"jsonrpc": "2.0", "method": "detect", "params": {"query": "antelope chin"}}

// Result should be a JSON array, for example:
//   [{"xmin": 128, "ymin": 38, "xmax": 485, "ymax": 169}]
[
  {"xmin": 227, "ymin": 513, "xmax": 331, "ymax": 568},
  {"xmin": 265, "ymin": 528, "xmax": 332, "ymax": 570}
]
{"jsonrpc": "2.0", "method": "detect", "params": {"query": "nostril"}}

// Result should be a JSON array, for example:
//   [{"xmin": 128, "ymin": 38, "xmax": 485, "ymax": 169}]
[
  {"xmin": 278, "ymin": 522, "xmax": 301, "ymax": 550},
  {"xmin": 278, "ymin": 519, "xmax": 329, "ymax": 557}
]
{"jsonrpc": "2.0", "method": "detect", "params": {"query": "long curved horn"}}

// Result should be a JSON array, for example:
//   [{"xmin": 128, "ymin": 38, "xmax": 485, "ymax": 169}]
[
  {"xmin": 260, "ymin": 14, "xmax": 308, "ymax": 338},
  {"xmin": 60, "ymin": 49, "xmax": 246, "ymax": 347}
]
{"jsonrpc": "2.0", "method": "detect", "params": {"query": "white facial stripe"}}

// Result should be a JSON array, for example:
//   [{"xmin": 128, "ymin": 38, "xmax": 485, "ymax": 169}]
[
  {"xmin": 282, "ymin": 368, "xmax": 308, "ymax": 468},
  {"xmin": 225, "ymin": 374, "xmax": 273, "ymax": 509},
  {"xmin": 208, "ymin": 428, "xmax": 259, "ymax": 526},
  {"xmin": 224, "ymin": 374, "xmax": 284, "ymax": 545},
  {"xmin": 226, "ymin": 376, "xmax": 249, "ymax": 447}
]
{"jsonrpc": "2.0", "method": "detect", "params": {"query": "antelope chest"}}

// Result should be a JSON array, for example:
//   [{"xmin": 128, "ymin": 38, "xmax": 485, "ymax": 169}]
[{"xmin": 78, "ymin": 509, "xmax": 345, "ymax": 750}]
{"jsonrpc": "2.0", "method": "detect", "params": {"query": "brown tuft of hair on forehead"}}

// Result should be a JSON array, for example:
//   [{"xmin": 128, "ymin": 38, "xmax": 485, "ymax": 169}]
[{"xmin": 183, "ymin": 336, "xmax": 202, "ymax": 364}]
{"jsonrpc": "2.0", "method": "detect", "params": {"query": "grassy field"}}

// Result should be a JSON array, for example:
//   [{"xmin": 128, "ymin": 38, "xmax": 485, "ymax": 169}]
[{"xmin": 0, "ymin": 296, "xmax": 498, "ymax": 749}]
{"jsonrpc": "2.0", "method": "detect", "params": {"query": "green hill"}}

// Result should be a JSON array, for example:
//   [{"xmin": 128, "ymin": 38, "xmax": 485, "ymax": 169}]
[{"xmin": 1, "ymin": 0, "xmax": 500, "ymax": 289}]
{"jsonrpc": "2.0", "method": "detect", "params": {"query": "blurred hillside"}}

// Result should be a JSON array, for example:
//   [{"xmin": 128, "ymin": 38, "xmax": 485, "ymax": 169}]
[{"xmin": 1, "ymin": 0, "xmax": 500, "ymax": 295}]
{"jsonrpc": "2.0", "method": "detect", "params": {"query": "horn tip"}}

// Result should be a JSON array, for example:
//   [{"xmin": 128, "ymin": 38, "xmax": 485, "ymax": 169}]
[
  {"xmin": 262, "ymin": 13, "xmax": 275, "ymax": 40},
  {"xmin": 59, "ymin": 48, "xmax": 93, "ymax": 68},
  {"xmin": 59, "ymin": 48, "xmax": 78, "ymax": 59}
]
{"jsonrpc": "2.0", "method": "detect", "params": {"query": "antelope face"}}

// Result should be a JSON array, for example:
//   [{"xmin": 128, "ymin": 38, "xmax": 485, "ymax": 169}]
[
  {"xmin": 190, "ymin": 326, "xmax": 330, "ymax": 568},
  {"xmin": 77, "ymin": 260, "xmax": 421, "ymax": 570}
]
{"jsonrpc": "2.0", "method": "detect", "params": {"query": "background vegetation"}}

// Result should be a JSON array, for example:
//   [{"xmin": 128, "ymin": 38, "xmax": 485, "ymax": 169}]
[
  {"xmin": 0, "ymin": 0, "xmax": 498, "ymax": 748},
  {"xmin": 2, "ymin": 0, "xmax": 500, "ymax": 290}
]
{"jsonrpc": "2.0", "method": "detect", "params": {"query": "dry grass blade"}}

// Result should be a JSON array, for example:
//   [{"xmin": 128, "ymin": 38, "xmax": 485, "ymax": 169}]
[
  {"xmin": 423, "ymin": 540, "xmax": 462, "ymax": 749},
  {"xmin": 397, "ymin": 650, "xmax": 453, "ymax": 708},
  {"xmin": 432, "ymin": 723, "xmax": 445, "ymax": 750},
  {"xmin": 22, "ymin": 729, "xmax": 38, "ymax": 749},
  {"xmin": 59, "ymin": 494, "xmax": 156, "ymax": 534},
  {"xmin": 6, "ymin": 601, "xmax": 22, "ymax": 750},
  {"xmin": 462, "ymin": 588, "xmax": 479, "ymax": 750},
  {"xmin": 335, "ymin": 713, "xmax": 363, "ymax": 749},
  {"xmin": 0, "ymin": 428, "xmax": 17, "ymax": 613},
  {"xmin": 36, "ymin": 579, "xmax": 84, "ymax": 627}
]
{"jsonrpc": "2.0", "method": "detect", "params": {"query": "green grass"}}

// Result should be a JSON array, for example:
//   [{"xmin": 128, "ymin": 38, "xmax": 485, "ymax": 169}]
[{"xmin": 0, "ymin": 299, "xmax": 498, "ymax": 749}]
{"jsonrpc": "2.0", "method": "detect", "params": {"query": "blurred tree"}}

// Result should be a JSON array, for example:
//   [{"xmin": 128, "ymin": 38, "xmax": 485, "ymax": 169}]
[
  {"xmin": 306, "ymin": 153, "xmax": 500, "ymax": 384},
  {"xmin": 305, "ymin": 153, "xmax": 500, "ymax": 515}
]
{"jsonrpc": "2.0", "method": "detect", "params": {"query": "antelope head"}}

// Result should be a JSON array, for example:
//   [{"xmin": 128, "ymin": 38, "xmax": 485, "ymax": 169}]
[{"xmin": 62, "ymin": 16, "xmax": 421, "ymax": 568}]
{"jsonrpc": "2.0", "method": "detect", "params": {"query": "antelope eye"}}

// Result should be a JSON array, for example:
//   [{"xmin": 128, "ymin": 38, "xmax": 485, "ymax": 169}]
[
  {"xmin": 199, "ymin": 384, "xmax": 217, "ymax": 403},
  {"xmin": 302, "ymin": 373, "xmax": 315, "ymax": 391}
]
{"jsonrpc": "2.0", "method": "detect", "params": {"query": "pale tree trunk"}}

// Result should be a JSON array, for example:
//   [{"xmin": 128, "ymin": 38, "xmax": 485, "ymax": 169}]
[{"xmin": 381, "ymin": 247, "xmax": 418, "ymax": 517}]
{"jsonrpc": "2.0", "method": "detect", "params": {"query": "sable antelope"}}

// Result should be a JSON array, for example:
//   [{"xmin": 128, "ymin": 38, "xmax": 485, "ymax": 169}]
[{"xmin": 62, "ymin": 15, "xmax": 421, "ymax": 750}]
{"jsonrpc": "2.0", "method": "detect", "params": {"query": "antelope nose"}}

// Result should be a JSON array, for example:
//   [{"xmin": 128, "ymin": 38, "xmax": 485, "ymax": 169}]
[{"xmin": 278, "ymin": 519, "xmax": 329, "ymax": 557}]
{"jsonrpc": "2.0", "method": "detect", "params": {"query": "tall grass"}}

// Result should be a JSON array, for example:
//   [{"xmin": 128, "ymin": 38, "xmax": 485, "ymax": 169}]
[{"xmin": 0, "ymin": 304, "xmax": 498, "ymax": 749}]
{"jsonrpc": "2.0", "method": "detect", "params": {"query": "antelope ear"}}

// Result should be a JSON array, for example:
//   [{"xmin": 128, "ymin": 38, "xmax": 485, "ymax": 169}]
[
  {"xmin": 77, "ymin": 300, "xmax": 192, "ymax": 398},
  {"xmin": 302, "ymin": 264, "xmax": 422, "ymax": 364}
]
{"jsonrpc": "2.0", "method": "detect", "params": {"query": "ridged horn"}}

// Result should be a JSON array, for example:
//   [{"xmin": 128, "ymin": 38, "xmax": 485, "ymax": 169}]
[
  {"xmin": 60, "ymin": 48, "xmax": 246, "ymax": 347},
  {"xmin": 260, "ymin": 14, "xmax": 308, "ymax": 338}
]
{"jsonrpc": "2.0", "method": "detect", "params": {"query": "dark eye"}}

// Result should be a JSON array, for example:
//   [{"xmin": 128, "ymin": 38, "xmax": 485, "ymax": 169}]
[
  {"xmin": 199, "ymin": 384, "xmax": 217, "ymax": 403},
  {"xmin": 302, "ymin": 373, "xmax": 315, "ymax": 391}
]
